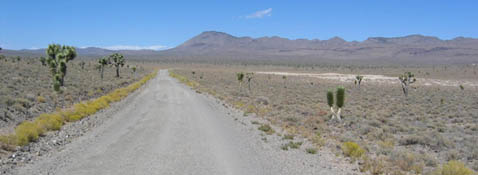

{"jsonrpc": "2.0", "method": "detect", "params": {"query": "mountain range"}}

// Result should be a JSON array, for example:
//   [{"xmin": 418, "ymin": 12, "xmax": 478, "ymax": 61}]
[{"xmin": 2, "ymin": 31, "xmax": 478, "ymax": 64}]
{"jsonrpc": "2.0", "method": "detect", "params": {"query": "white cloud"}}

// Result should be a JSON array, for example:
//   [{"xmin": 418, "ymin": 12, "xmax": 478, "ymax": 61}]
[
  {"xmin": 245, "ymin": 8, "xmax": 272, "ymax": 19},
  {"xmin": 94, "ymin": 45, "xmax": 169, "ymax": 51}
]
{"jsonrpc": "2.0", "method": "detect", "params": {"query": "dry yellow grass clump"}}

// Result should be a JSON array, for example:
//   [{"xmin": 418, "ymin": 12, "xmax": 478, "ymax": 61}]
[
  {"xmin": 169, "ymin": 71, "xmax": 199, "ymax": 88},
  {"xmin": 431, "ymin": 160, "xmax": 476, "ymax": 175},
  {"xmin": 342, "ymin": 141, "xmax": 366, "ymax": 160},
  {"xmin": 0, "ymin": 70, "xmax": 158, "ymax": 146}
]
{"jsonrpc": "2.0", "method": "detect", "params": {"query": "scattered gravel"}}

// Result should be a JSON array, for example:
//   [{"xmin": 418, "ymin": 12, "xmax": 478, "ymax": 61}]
[{"xmin": 1, "ymin": 70, "xmax": 362, "ymax": 174}]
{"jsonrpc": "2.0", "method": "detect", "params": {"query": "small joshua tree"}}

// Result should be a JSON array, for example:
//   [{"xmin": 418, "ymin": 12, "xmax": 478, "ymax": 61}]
[
  {"xmin": 327, "ymin": 86, "xmax": 345, "ymax": 121},
  {"xmin": 39, "ymin": 57, "xmax": 46, "ymax": 66},
  {"xmin": 246, "ymin": 72, "xmax": 254, "ymax": 91},
  {"xmin": 355, "ymin": 75, "xmax": 364, "ymax": 89},
  {"xmin": 109, "ymin": 53, "xmax": 125, "ymax": 78},
  {"xmin": 131, "ymin": 66, "xmax": 137, "ymax": 74},
  {"xmin": 46, "ymin": 44, "xmax": 77, "ymax": 91},
  {"xmin": 0, "ymin": 48, "xmax": 4, "ymax": 62},
  {"xmin": 98, "ymin": 56, "xmax": 110, "ymax": 80},
  {"xmin": 79, "ymin": 61, "xmax": 85, "ymax": 70},
  {"xmin": 237, "ymin": 72, "xmax": 244, "ymax": 92},
  {"xmin": 282, "ymin": 75, "xmax": 287, "ymax": 88},
  {"xmin": 399, "ymin": 72, "xmax": 416, "ymax": 97}
]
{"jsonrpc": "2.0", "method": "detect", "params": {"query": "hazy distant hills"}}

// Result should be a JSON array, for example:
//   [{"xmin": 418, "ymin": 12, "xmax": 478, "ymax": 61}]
[
  {"xmin": 3, "ymin": 31, "xmax": 478, "ymax": 64},
  {"xmin": 161, "ymin": 31, "xmax": 478, "ymax": 64},
  {"xmin": 1, "ymin": 47, "xmax": 160, "ymax": 58}
]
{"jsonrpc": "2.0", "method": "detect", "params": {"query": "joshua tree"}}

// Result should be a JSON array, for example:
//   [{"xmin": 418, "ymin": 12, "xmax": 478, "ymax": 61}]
[
  {"xmin": 46, "ymin": 44, "xmax": 77, "ymax": 91},
  {"xmin": 355, "ymin": 75, "xmax": 364, "ymax": 89},
  {"xmin": 131, "ymin": 66, "xmax": 137, "ymax": 74},
  {"xmin": 282, "ymin": 75, "xmax": 287, "ymax": 88},
  {"xmin": 237, "ymin": 72, "xmax": 244, "ymax": 92},
  {"xmin": 39, "ymin": 57, "xmax": 46, "ymax": 66},
  {"xmin": 109, "ymin": 53, "xmax": 125, "ymax": 78},
  {"xmin": 98, "ymin": 56, "xmax": 110, "ymax": 80},
  {"xmin": 327, "ymin": 86, "xmax": 345, "ymax": 121},
  {"xmin": 459, "ymin": 84, "xmax": 464, "ymax": 91},
  {"xmin": 95, "ymin": 64, "xmax": 102, "ymax": 72},
  {"xmin": 398, "ymin": 72, "xmax": 416, "ymax": 97},
  {"xmin": 246, "ymin": 72, "xmax": 254, "ymax": 91},
  {"xmin": 79, "ymin": 61, "xmax": 85, "ymax": 70}
]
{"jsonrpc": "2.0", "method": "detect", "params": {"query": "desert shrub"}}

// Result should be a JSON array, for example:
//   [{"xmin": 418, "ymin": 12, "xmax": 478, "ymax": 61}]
[
  {"xmin": 360, "ymin": 156, "xmax": 386, "ymax": 175},
  {"xmin": 309, "ymin": 133, "xmax": 326, "ymax": 147},
  {"xmin": 0, "ymin": 135, "xmax": 17, "ymax": 147},
  {"xmin": 446, "ymin": 149, "xmax": 460, "ymax": 161},
  {"xmin": 15, "ymin": 121, "xmax": 40, "ymax": 146},
  {"xmin": 36, "ymin": 113, "xmax": 63, "ymax": 131},
  {"xmin": 342, "ymin": 141, "xmax": 365, "ymax": 159},
  {"xmin": 258, "ymin": 124, "xmax": 275, "ymax": 135},
  {"xmin": 245, "ymin": 104, "xmax": 258, "ymax": 114},
  {"xmin": 391, "ymin": 151, "xmax": 424, "ymax": 174},
  {"xmin": 37, "ymin": 96, "xmax": 46, "ymax": 103},
  {"xmin": 281, "ymin": 141, "xmax": 303, "ymax": 150},
  {"xmin": 283, "ymin": 134, "xmax": 294, "ymax": 140},
  {"xmin": 306, "ymin": 147, "xmax": 317, "ymax": 154},
  {"xmin": 431, "ymin": 160, "xmax": 475, "ymax": 175}
]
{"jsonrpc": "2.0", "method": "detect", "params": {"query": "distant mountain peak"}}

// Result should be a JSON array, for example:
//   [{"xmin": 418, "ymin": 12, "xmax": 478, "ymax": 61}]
[{"xmin": 197, "ymin": 31, "xmax": 235, "ymax": 38}]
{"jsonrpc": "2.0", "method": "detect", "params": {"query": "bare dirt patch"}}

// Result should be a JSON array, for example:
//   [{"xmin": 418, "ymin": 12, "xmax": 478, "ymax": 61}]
[{"xmin": 257, "ymin": 71, "xmax": 478, "ymax": 87}]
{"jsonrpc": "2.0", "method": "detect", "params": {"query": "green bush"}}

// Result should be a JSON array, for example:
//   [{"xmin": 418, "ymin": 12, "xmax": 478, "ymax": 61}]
[
  {"xmin": 306, "ymin": 147, "xmax": 317, "ymax": 154},
  {"xmin": 342, "ymin": 141, "xmax": 365, "ymax": 159},
  {"xmin": 258, "ymin": 124, "xmax": 275, "ymax": 135}
]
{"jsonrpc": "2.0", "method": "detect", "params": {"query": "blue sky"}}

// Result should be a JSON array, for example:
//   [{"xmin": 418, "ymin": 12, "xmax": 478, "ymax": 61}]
[{"xmin": 1, "ymin": 0, "xmax": 477, "ymax": 50}]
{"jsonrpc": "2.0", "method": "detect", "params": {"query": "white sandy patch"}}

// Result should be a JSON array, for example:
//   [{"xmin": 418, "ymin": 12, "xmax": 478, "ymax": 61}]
[{"xmin": 256, "ymin": 71, "xmax": 478, "ymax": 87}]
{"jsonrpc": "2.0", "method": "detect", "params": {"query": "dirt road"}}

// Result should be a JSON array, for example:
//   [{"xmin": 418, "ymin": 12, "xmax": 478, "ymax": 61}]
[{"xmin": 13, "ymin": 70, "xmax": 356, "ymax": 175}]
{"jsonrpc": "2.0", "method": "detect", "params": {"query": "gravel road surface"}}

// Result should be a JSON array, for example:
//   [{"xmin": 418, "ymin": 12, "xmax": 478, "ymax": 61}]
[{"xmin": 13, "ymin": 70, "xmax": 358, "ymax": 175}]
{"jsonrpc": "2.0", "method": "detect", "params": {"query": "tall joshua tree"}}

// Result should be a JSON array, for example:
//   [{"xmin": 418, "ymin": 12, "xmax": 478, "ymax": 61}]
[
  {"xmin": 109, "ymin": 53, "xmax": 125, "ymax": 78},
  {"xmin": 46, "ymin": 44, "xmax": 77, "ymax": 91},
  {"xmin": 327, "ymin": 86, "xmax": 345, "ymax": 121},
  {"xmin": 355, "ymin": 75, "xmax": 364, "ymax": 89},
  {"xmin": 399, "ymin": 72, "xmax": 416, "ymax": 97},
  {"xmin": 246, "ymin": 72, "xmax": 254, "ymax": 91},
  {"xmin": 237, "ymin": 72, "xmax": 244, "ymax": 92},
  {"xmin": 98, "ymin": 56, "xmax": 110, "ymax": 79}
]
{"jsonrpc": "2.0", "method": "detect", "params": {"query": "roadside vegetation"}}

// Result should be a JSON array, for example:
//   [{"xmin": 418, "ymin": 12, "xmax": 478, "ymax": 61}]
[
  {"xmin": 0, "ymin": 49, "xmax": 156, "ymax": 153},
  {"xmin": 0, "ymin": 70, "xmax": 157, "ymax": 147},
  {"xmin": 169, "ymin": 64, "xmax": 478, "ymax": 175}
]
